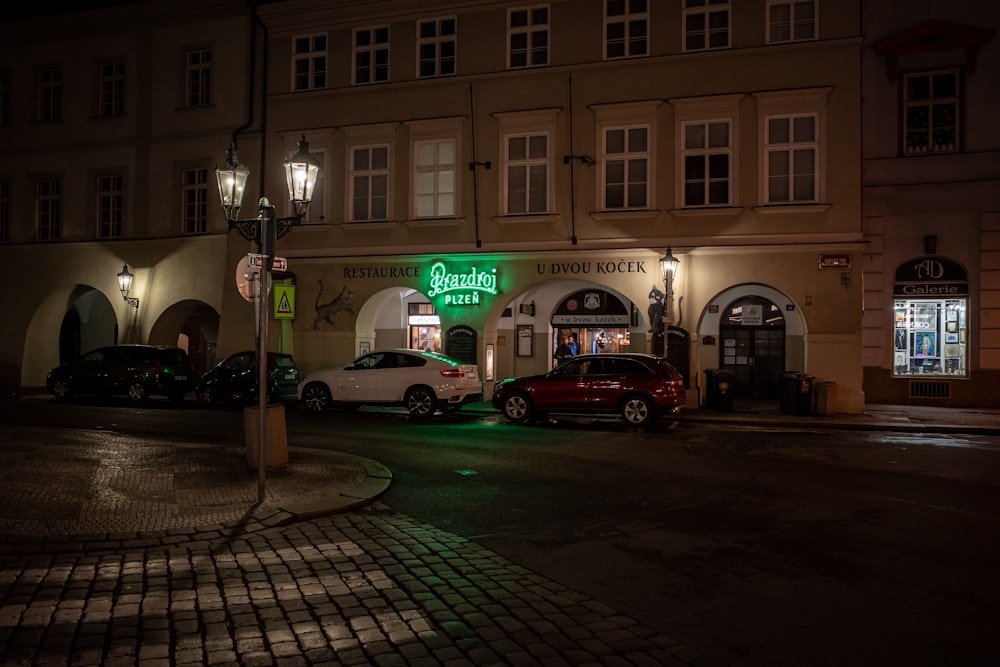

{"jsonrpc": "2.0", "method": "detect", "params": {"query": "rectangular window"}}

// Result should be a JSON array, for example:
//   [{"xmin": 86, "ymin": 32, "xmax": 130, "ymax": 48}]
[
  {"xmin": 603, "ymin": 126, "xmax": 649, "ymax": 209},
  {"xmin": 182, "ymin": 168, "xmax": 208, "ymax": 234},
  {"xmin": 97, "ymin": 175, "xmax": 124, "ymax": 238},
  {"xmin": 99, "ymin": 61, "xmax": 126, "ymax": 117},
  {"xmin": 293, "ymin": 34, "xmax": 327, "ymax": 91},
  {"xmin": 509, "ymin": 6, "xmax": 549, "ymax": 68},
  {"xmin": 414, "ymin": 139, "xmax": 456, "ymax": 218},
  {"xmin": 903, "ymin": 70, "xmax": 959, "ymax": 155},
  {"xmin": 767, "ymin": 0, "xmax": 816, "ymax": 43},
  {"xmin": 186, "ymin": 49, "xmax": 212, "ymax": 107},
  {"xmin": 38, "ymin": 68, "xmax": 62, "ymax": 122},
  {"xmin": 418, "ymin": 18, "xmax": 456, "ymax": 78},
  {"xmin": 684, "ymin": 0, "xmax": 730, "ymax": 51},
  {"xmin": 893, "ymin": 299, "xmax": 967, "ymax": 377},
  {"xmin": 36, "ymin": 179, "xmax": 61, "ymax": 240},
  {"xmin": 351, "ymin": 146, "xmax": 389, "ymax": 221},
  {"xmin": 353, "ymin": 26, "xmax": 390, "ymax": 85},
  {"xmin": 505, "ymin": 133, "xmax": 549, "ymax": 214},
  {"xmin": 683, "ymin": 120, "xmax": 731, "ymax": 206},
  {"xmin": 0, "ymin": 182, "xmax": 9, "ymax": 242},
  {"xmin": 766, "ymin": 114, "xmax": 817, "ymax": 203},
  {"xmin": 605, "ymin": 0, "xmax": 648, "ymax": 59}
]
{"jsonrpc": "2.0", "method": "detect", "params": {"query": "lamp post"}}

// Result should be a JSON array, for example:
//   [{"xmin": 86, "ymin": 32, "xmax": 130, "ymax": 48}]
[
  {"xmin": 116, "ymin": 264, "xmax": 140, "ymax": 308},
  {"xmin": 659, "ymin": 246, "xmax": 679, "ymax": 359},
  {"xmin": 215, "ymin": 135, "xmax": 320, "ymax": 502}
]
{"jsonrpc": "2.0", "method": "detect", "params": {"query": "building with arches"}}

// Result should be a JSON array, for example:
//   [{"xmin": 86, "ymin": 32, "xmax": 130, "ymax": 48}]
[{"xmin": 4, "ymin": 1, "xmax": 992, "ymax": 412}]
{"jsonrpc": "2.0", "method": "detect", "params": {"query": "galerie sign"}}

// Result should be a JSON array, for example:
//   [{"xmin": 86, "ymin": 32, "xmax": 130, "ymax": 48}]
[{"xmin": 427, "ymin": 261, "xmax": 499, "ymax": 306}]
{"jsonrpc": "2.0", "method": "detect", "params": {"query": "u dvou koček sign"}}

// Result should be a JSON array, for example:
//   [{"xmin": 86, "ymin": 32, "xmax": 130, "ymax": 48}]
[{"xmin": 427, "ymin": 261, "xmax": 498, "ymax": 306}]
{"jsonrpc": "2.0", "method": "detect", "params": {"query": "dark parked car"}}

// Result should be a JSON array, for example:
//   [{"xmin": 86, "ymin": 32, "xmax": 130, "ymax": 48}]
[
  {"xmin": 492, "ymin": 353, "xmax": 686, "ymax": 426},
  {"xmin": 46, "ymin": 345, "xmax": 194, "ymax": 403},
  {"xmin": 195, "ymin": 351, "xmax": 300, "ymax": 406}
]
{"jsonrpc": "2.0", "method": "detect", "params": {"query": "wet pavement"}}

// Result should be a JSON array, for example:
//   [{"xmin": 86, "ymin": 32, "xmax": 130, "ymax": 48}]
[{"xmin": 1, "ymin": 398, "xmax": 998, "ymax": 666}]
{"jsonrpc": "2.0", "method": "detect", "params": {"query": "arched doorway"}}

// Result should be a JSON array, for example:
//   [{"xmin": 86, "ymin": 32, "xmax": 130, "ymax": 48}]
[{"xmin": 719, "ymin": 295, "xmax": 786, "ymax": 399}]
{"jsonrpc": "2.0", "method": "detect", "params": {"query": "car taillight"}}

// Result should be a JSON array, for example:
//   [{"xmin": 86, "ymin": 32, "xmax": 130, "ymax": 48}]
[
  {"xmin": 439, "ymin": 369, "xmax": 465, "ymax": 378},
  {"xmin": 153, "ymin": 360, "xmax": 163, "ymax": 377}
]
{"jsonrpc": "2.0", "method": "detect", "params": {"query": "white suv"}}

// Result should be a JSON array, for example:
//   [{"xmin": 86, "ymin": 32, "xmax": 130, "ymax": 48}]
[{"xmin": 298, "ymin": 349, "xmax": 482, "ymax": 418}]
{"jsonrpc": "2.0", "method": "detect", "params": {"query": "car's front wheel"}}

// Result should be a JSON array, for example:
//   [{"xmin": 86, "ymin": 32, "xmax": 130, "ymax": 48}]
[
  {"xmin": 51, "ymin": 379, "xmax": 73, "ymax": 401},
  {"xmin": 301, "ymin": 383, "xmax": 332, "ymax": 413},
  {"xmin": 405, "ymin": 386, "xmax": 437, "ymax": 418},
  {"xmin": 127, "ymin": 381, "xmax": 149, "ymax": 403},
  {"xmin": 620, "ymin": 394, "xmax": 654, "ymax": 426},
  {"xmin": 502, "ymin": 391, "xmax": 533, "ymax": 424}
]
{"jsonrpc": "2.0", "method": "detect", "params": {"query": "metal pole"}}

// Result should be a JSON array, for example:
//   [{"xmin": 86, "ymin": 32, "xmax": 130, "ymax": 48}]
[
  {"xmin": 255, "ymin": 204, "xmax": 275, "ymax": 503},
  {"xmin": 663, "ymin": 273, "xmax": 673, "ymax": 359}
]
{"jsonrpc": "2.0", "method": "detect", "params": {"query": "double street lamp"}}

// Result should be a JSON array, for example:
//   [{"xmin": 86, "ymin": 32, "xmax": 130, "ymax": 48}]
[
  {"xmin": 659, "ymin": 246, "xmax": 680, "ymax": 358},
  {"xmin": 215, "ymin": 135, "xmax": 320, "ymax": 501}
]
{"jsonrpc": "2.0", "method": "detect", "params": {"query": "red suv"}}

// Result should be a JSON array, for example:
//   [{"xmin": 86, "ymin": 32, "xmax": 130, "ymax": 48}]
[{"xmin": 492, "ymin": 353, "xmax": 686, "ymax": 426}]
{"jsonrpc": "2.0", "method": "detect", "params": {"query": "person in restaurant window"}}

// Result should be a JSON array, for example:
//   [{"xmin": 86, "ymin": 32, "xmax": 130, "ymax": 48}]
[{"xmin": 554, "ymin": 332, "xmax": 574, "ymax": 367}]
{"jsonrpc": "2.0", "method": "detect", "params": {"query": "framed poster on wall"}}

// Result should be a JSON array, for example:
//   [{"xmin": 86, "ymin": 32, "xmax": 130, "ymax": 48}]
[{"xmin": 517, "ymin": 325, "xmax": 533, "ymax": 357}]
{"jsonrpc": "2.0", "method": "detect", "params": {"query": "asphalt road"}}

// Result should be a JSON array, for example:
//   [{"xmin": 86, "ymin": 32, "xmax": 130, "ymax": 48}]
[{"xmin": 3, "ymin": 397, "xmax": 998, "ymax": 666}]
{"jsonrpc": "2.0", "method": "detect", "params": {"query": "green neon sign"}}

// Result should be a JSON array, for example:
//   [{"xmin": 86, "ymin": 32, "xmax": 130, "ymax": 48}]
[{"xmin": 427, "ymin": 261, "xmax": 498, "ymax": 306}]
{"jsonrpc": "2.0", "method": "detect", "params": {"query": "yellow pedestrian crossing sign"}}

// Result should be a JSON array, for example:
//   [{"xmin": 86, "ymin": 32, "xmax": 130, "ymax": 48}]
[{"xmin": 273, "ymin": 284, "xmax": 295, "ymax": 320}]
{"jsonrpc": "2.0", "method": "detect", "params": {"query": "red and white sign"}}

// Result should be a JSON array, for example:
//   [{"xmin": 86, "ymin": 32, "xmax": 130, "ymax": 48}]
[{"xmin": 247, "ymin": 253, "xmax": 288, "ymax": 272}]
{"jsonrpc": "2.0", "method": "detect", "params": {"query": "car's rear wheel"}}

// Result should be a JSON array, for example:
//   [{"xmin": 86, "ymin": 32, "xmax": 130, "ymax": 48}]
[
  {"xmin": 301, "ymin": 383, "xmax": 332, "ymax": 413},
  {"xmin": 51, "ymin": 379, "xmax": 73, "ymax": 401},
  {"xmin": 127, "ymin": 381, "xmax": 149, "ymax": 403},
  {"xmin": 196, "ymin": 385, "xmax": 215, "ymax": 406},
  {"xmin": 502, "ymin": 392, "xmax": 533, "ymax": 424},
  {"xmin": 405, "ymin": 386, "xmax": 436, "ymax": 418},
  {"xmin": 621, "ymin": 394, "xmax": 654, "ymax": 426}
]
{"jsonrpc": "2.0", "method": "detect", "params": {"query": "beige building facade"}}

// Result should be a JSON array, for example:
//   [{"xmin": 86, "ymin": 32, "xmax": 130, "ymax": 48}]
[
  {"xmin": 2, "ymin": 0, "xmax": 870, "ymax": 413},
  {"xmin": 861, "ymin": 1, "xmax": 999, "ymax": 407}
]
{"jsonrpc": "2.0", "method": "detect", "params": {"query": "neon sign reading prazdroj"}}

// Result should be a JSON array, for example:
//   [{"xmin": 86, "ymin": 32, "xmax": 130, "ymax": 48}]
[{"xmin": 427, "ymin": 261, "xmax": 498, "ymax": 305}]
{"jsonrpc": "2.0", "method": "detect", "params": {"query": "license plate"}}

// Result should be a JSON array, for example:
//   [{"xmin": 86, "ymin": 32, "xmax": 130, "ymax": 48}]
[{"xmin": 175, "ymin": 375, "xmax": 187, "ymax": 381}]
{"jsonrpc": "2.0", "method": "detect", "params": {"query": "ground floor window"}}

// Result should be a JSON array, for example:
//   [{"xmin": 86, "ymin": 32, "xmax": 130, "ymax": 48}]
[
  {"xmin": 893, "ymin": 298, "xmax": 967, "ymax": 377},
  {"xmin": 408, "ymin": 302, "xmax": 440, "ymax": 352}
]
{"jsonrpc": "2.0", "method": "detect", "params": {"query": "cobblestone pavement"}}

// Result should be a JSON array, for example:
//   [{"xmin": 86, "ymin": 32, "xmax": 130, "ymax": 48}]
[{"xmin": 0, "ymin": 502, "xmax": 704, "ymax": 667}]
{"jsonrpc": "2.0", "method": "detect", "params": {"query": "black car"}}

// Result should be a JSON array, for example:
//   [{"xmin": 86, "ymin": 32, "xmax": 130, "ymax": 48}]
[
  {"xmin": 195, "ymin": 351, "xmax": 300, "ymax": 406},
  {"xmin": 46, "ymin": 345, "xmax": 194, "ymax": 403}
]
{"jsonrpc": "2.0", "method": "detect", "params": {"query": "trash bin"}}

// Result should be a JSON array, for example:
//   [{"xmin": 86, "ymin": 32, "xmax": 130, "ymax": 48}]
[
  {"xmin": 779, "ymin": 371, "xmax": 814, "ymax": 416},
  {"xmin": 704, "ymin": 369, "xmax": 735, "ymax": 412}
]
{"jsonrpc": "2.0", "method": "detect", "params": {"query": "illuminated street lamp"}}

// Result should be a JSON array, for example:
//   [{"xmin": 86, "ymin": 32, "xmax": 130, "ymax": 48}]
[
  {"xmin": 215, "ymin": 135, "xmax": 320, "ymax": 501},
  {"xmin": 116, "ymin": 263, "xmax": 139, "ymax": 309},
  {"xmin": 659, "ymin": 246, "xmax": 680, "ymax": 358}
]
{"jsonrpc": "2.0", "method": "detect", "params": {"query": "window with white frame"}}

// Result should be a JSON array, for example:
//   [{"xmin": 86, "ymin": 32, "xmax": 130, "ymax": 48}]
[
  {"xmin": 418, "ymin": 18, "xmax": 456, "ymax": 78},
  {"xmin": 99, "ymin": 61, "xmax": 126, "ymax": 117},
  {"xmin": 765, "ymin": 114, "xmax": 817, "ymax": 203},
  {"xmin": 903, "ymin": 69, "xmax": 959, "ymax": 155},
  {"xmin": 181, "ymin": 168, "xmax": 208, "ymax": 234},
  {"xmin": 185, "ymin": 49, "xmax": 211, "ymax": 107},
  {"xmin": 509, "ymin": 6, "xmax": 549, "ymax": 68},
  {"xmin": 683, "ymin": 0, "xmax": 730, "ymax": 51},
  {"xmin": 682, "ymin": 120, "xmax": 731, "ymax": 206},
  {"xmin": 354, "ymin": 26, "xmax": 389, "ymax": 85},
  {"xmin": 293, "ymin": 34, "xmax": 327, "ymax": 91},
  {"xmin": 97, "ymin": 175, "xmax": 124, "ymax": 238},
  {"xmin": 351, "ymin": 146, "xmax": 389, "ymax": 221},
  {"xmin": 414, "ymin": 139, "xmax": 456, "ymax": 218},
  {"xmin": 38, "ymin": 68, "xmax": 61, "ymax": 122},
  {"xmin": 605, "ymin": 0, "xmax": 648, "ymax": 59},
  {"xmin": 603, "ymin": 126, "xmax": 650, "ymax": 209},
  {"xmin": 767, "ymin": 0, "xmax": 816, "ymax": 43},
  {"xmin": 505, "ymin": 133, "xmax": 549, "ymax": 215},
  {"xmin": 36, "ymin": 179, "xmax": 61, "ymax": 240}
]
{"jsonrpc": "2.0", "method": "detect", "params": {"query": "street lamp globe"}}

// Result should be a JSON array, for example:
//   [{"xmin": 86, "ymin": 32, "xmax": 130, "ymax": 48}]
[
  {"xmin": 284, "ymin": 135, "xmax": 321, "ymax": 218},
  {"xmin": 659, "ymin": 246, "xmax": 679, "ymax": 284},
  {"xmin": 215, "ymin": 144, "xmax": 250, "ymax": 224}
]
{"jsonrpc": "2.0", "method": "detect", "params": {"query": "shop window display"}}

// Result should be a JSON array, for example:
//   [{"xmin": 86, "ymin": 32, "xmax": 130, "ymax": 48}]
[{"xmin": 893, "ymin": 298, "xmax": 966, "ymax": 377}]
